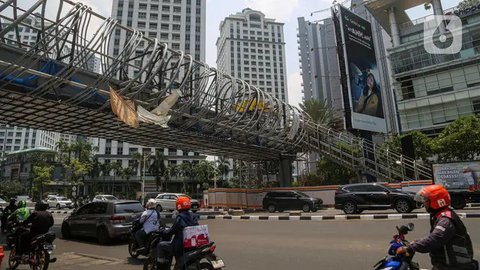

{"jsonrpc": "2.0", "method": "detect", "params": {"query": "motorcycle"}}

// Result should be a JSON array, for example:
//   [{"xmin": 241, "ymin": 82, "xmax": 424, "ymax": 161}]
[
  {"xmin": 8, "ymin": 230, "xmax": 57, "ymax": 270},
  {"xmin": 373, "ymin": 223, "xmax": 427, "ymax": 270},
  {"xmin": 143, "ymin": 232, "xmax": 225, "ymax": 270},
  {"xmin": 128, "ymin": 217, "xmax": 163, "ymax": 258},
  {"xmin": 6, "ymin": 221, "xmax": 28, "ymax": 249}
]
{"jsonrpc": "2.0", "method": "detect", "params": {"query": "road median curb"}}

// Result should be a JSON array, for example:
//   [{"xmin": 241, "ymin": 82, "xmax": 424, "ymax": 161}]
[{"xmin": 192, "ymin": 213, "xmax": 480, "ymax": 221}]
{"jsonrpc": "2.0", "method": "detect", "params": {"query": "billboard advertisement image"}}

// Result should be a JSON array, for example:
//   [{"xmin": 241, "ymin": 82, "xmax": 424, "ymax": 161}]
[
  {"xmin": 433, "ymin": 162, "xmax": 480, "ymax": 192},
  {"xmin": 335, "ymin": 5, "xmax": 387, "ymax": 133}
]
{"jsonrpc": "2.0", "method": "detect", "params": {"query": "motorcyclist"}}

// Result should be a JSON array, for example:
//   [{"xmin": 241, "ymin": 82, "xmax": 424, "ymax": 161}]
[
  {"xmin": 1, "ymin": 198, "xmax": 17, "ymax": 233},
  {"xmin": 156, "ymin": 196, "xmax": 199, "ymax": 270},
  {"xmin": 8, "ymin": 200, "xmax": 31, "ymax": 224},
  {"xmin": 16, "ymin": 202, "xmax": 54, "ymax": 259},
  {"xmin": 396, "ymin": 185, "xmax": 479, "ymax": 270},
  {"xmin": 135, "ymin": 198, "xmax": 160, "ymax": 252}
]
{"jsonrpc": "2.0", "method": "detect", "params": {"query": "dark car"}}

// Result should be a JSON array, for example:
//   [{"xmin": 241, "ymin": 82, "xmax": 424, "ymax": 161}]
[
  {"xmin": 335, "ymin": 183, "xmax": 419, "ymax": 214},
  {"xmin": 61, "ymin": 200, "xmax": 144, "ymax": 244},
  {"xmin": 262, "ymin": 191, "xmax": 323, "ymax": 213}
]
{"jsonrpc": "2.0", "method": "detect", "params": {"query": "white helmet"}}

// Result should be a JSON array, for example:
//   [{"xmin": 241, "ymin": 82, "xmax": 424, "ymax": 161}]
[{"xmin": 146, "ymin": 199, "xmax": 156, "ymax": 209}]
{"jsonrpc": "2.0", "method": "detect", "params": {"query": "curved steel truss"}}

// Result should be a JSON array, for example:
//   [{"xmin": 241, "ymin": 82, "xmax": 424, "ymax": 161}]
[{"xmin": 0, "ymin": 0, "xmax": 432, "ymax": 180}]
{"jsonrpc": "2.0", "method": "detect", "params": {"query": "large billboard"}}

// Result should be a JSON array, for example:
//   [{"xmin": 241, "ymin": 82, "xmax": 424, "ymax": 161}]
[
  {"xmin": 433, "ymin": 162, "xmax": 480, "ymax": 191},
  {"xmin": 334, "ymin": 5, "xmax": 387, "ymax": 133}
]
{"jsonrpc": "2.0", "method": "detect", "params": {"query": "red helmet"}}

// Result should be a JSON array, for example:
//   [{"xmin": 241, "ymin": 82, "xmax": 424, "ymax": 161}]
[
  {"xmin": 415, "ymin": 185, "xmax": 450, "ymax": 210},
  {"xmin": 176, "ymin": 196, "xmax": 191, "ymax": 211}
]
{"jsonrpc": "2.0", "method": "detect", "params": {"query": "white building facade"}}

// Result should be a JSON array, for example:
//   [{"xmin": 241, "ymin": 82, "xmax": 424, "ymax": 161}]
[{"xmin": 217, "ymin": 8, "xmax": 289, "ymax": 102}]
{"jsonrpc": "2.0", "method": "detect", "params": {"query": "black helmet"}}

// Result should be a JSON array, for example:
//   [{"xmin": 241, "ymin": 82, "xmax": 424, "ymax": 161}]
[
  {"xmin": 9, "ymin": 198, "xmax": 16, "ymax": 205},
  {"xmin": 35, "ymin": 202, "xmax": 49, "ymax": 211}
]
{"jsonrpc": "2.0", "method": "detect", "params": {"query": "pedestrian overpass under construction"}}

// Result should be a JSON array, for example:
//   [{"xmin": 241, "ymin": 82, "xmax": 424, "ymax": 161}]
[{"xmin": 0, "ymin": 0, "xmax": 432, "ymax": 184}]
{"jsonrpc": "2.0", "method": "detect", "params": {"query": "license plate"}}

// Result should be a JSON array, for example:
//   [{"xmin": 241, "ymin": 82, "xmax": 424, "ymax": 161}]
[
  {"xmin": 44, "ymin": 244, "xmax": 56, "ymax": 250},
  {"xmin": 211, "ymin": 260, "xmax": 224, "ymax": 269}
]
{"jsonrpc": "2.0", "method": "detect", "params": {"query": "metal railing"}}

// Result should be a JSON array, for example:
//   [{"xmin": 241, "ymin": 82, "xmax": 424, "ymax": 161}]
[{"xmin": 0, "ymin": 0, "xmax": 432, "ymax": 181}]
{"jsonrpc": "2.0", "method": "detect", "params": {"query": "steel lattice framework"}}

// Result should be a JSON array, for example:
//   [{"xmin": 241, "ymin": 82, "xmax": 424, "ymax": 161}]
[{"xmin": 0, "ymin": 0, "xmax": 433, "ymax": 180}]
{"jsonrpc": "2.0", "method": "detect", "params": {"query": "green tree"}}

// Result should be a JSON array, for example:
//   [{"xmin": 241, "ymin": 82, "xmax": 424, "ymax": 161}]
[
  {"xmin": 216, "ymin": 156, "xmax": 230, "ymax": 181},
  {"xmin": 110, "ymin": 161, "xmax": 122, "ymax": 195},
  {"xmin": 180, "ymin": 161, "xmax": 195, "ymax": 192},
  {"xmin": 66, "ymin": 158, "xmax": 90, "ymax": 184},
  {"xmin": 0, "ymin": 180, "xmax": 24, "ymax": 199},
  {"xmin": 120, "ymin": 167, "xmax": 135, "ymax": 199},
  {"xmin": 315, "ymin": 158, "xmax": 356, "ymax": 185},
  {"xmin": 382, "ymin": 131, "xmax": 434, "ymax": 161},
  {"xmin": 433, "ymin": 115, "xmax": 480, "ymax": 161},
  {"xmin": 299, "ymin": 99, "xmax": 342, "ymax": 129},
  {"xmin": 148, "ymin": 151, "xmax": 165, "ymax": 191},
  {"xmin": 458, "ymin": 0, "xmax": 480, "ymax": 9},
  {"xmin": 100, "ymin": 162, "xmax": 111, "ymax": 193},
  {"xmin": 33, "ymin": 165, "xmax": 53, "ymax": 201},
  {"xmin": 193, "ymin": 161, "xmax": 217, "ymax": 186},
  {"xmin": 88, "ymin": 157, "xmax": 101, "ymax": 195}
]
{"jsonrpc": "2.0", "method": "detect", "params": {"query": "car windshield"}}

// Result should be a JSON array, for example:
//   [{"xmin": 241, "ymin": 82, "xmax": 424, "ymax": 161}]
[
  {"xmin": 115, "ymin": 203, "xmax": 144, "ymax": 213},
  {"xmin": 17, "ymin": 196, "xmax": 30, "ymax": 201},
  {"xmin": 57, "ymin": 197, "xmax": 68, "ymax": 201},
  {"xmin": 104, "ymin": 196, "xmax": 118, "ymax": 200},
  {"xmin": 295, "ymin": 191, "xmax": 310, "ymax": 197}
]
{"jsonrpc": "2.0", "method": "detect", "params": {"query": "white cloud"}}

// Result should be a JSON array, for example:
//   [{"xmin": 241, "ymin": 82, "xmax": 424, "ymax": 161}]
[
  {"xmin": 287, "ymin": 72, "xmax": 303, "ymax": 108},
  {"xmin": 244, "ymin": 0, "xmax": 300, "ymax": 22}
]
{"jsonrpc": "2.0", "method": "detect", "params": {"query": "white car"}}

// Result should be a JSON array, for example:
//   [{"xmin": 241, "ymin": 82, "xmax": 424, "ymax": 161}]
[
  {"xmin": 154, "ymin": 193, "xmax": 200, "ymax": 212},
  {"xmin": 92, "ymin": 194, "xmax": 119, "ymax": 202},
  {"xmin": 46, "ymin": 196, "xmax": 73, "ymax": 209}
]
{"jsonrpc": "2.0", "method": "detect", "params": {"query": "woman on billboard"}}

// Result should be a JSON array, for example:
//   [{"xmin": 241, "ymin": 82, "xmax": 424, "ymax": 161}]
[{"xmin": 355, "ymin": 72, "xmax": 384, "ymax": 118}]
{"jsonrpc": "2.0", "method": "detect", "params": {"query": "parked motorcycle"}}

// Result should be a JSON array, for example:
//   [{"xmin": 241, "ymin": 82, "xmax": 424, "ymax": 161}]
[
  {"xmin": 8, "ymin": 230, "xmax": 57, "ymax": 270},
  {"xmin": 373, "ymin": 223, "xmax": 427, "ymax": 270}
]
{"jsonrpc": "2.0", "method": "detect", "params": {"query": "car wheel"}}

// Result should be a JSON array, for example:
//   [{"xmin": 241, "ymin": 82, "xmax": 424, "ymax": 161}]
[
  {"xmin": 343, "ymin": 201, "xmax": 357, "ymax": 214},
  {"xmin": 97, "ymin": 227, "xmax": 110, "ymax": 245},
  {"xmin": 61, "ymin": 223, "xmax": 72, "ymax": 239},
  {"xmin": 56, "ymin": 204, "xmax": 61, "ymax": 210},
  {"xmin": 156, "ymin": 204, "xmax": 163, "ymax": 212},
  {"xmin": 395, "ymin": 199, "xmax": 412, "ymax": 213},
  {"xmin": 302, "ymin": 204, "xmax": 311, "ymax": 212},
  {"xmin": 267, "ymin": 204, "xmax": 276, "ymax": 213}
]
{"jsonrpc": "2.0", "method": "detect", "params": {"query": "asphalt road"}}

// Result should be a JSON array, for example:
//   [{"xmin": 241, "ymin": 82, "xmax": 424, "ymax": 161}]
[{"xmin": 2, "ymin": 216, "xmax": 480, "ymax": 270}]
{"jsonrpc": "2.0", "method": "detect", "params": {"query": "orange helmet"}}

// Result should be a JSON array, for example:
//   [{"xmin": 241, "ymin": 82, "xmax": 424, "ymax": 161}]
[
  {"xmin": 176, "ymin": 196, "xmax": 191, "ymax": 211},
  {"xmin": 415, "ymin": 185, "xmax": 450, "ymax": 210}
]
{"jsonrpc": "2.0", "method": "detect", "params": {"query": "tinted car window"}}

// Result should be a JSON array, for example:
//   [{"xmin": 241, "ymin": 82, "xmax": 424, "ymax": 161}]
[
  {"xmin": 345, "ymin": 186, "xmax": 363, "ymax": 192},
  {"xmin": 295, "ymin": 191, "xmax": 309, "ymax": 197},
  {"xmin": 266, "ymin": 192, "xmax": 278, "ymax": 198},
  {"xmin": 115, "ymin": 202, "xmax": 144, "ymax": 213},
  {"xmin": 91, "ymin": 203, "xmax": 108, "ymax": 214},
  {"xmin": 77, "ymin": 204, "xmax": 95, "ymax": 215},
  {"xmin": 367, "ymin": 185, "xmax": 388, "ymax": 192}
]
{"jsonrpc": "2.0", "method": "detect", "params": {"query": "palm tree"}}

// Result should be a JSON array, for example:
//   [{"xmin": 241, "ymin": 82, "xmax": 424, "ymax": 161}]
[
  {"xmin": 299, "ymin": 99, "xmax": 342, "ymax": 129},
  {"xmin": 88, "ymin": 157, "xmax": 101, "ymax": 195},
  {"xmin": 166, "ymin": 164, "xmax": 179, "ymax": 192},
  {"xmin": 100, "ymin": 162, "xmax": 111, "ymax": 193},
  {"xmin": 148, "ymin": 151, "xmax": 166, "ymax": 191},
  {"xmin": 120, "ymin": 167, "xmax": 135, "ymax": 199},
  {"xmin": 110, "ymin": 161, "xmax": 122, "ymax": 195},
  {"xmin": 179, "ymin": 161, "xmax": 194, "ymax": 193},
  {"xmin": 216, "ymin": 156, "xmax": 230, "ymax": 182}
]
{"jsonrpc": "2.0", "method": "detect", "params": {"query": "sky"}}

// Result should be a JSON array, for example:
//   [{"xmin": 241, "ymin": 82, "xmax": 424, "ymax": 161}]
[{"xmin": 22, "ymin": 0, "xmax": 462, "ymax": 108}]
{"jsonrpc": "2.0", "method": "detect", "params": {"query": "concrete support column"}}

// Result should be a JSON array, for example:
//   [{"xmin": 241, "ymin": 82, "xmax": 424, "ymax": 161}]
[
  {"xmin": 388, "ymin": 7, "xmax": 401, "ymax": 47},
  {"xmin": 431, "ymin": 0, "xmax": 446, "ymax": 33},
  {"xmin": 278, "ymin": 154, "xmax": 296, "ymax": 187}
]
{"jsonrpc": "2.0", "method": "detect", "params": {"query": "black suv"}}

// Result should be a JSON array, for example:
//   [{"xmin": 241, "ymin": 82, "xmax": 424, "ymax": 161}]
[
  {"xmin": 335, "ymin": 183, "xmax": 419, "ymax": 214},
  {"xmin": 262, "ymin": 191, "xmax": 323, "ymax": 213}
]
